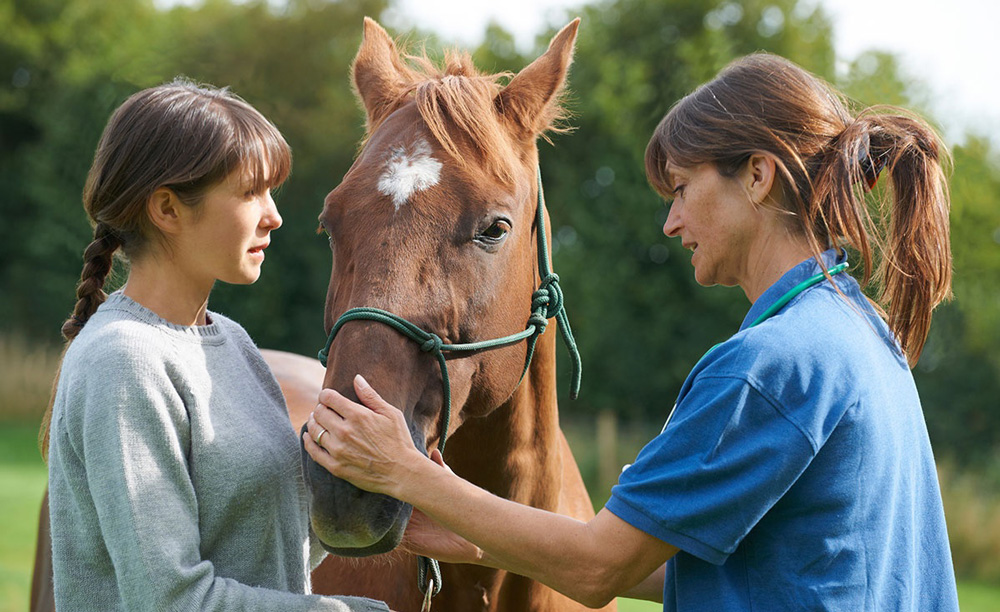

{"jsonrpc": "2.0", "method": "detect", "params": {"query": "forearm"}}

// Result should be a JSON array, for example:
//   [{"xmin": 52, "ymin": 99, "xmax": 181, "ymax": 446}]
[
  {"xmin": 307, "ymin": 379, "xmax": 673, "ymax": 607},
  {"xmin": 621, "ymin": 563, "xmax": 665, "ymax": 603},
  {"xmin": 396, "ymin": 459, "xmax": 647, "ymax": 607}
]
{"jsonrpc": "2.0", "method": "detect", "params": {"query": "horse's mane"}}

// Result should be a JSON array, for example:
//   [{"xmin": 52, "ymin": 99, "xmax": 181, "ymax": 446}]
[{"xmin": 365, "ymin": 49, "xmax": 569, "ymax": 183}]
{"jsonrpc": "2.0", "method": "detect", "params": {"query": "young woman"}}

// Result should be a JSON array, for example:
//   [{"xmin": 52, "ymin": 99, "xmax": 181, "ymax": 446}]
[
  {"xmin": 303, "ymin": 53, "xmax": 960, "ymax": 610},
  {"xmin": 42, "ymin": 80, "xmax": 388, "ymax": 611}
]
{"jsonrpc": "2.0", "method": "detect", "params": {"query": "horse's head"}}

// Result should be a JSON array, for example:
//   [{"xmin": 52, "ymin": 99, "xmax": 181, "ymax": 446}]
[{"xmin": 302, "ymin": 17, "xmax": 579, "ymax": 556}]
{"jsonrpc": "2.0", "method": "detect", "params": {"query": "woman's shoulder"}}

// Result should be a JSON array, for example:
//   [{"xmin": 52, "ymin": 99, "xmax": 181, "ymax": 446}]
[
  {"xmin": 62, "ymin": 295, "xmax": 218, "ymax": 381},
  {"xmin": 66, "ymin": 309, "xmax": 172, "ymax": 368}
]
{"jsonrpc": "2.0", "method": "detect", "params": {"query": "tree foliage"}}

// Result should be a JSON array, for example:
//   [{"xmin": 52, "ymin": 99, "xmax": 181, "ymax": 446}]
[{"xmin": 2, "ymin": 0, "xmax": 997, "ymax": 463}]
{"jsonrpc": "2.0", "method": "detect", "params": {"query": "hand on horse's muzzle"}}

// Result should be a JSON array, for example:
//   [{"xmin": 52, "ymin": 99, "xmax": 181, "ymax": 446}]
[
  {"xmin": 304, "ymin": 374, "xmax": 424, "ymax": 500},
  {"xmin": 301, "ymin": 375, "xmax": 431, "ymax": 556}
]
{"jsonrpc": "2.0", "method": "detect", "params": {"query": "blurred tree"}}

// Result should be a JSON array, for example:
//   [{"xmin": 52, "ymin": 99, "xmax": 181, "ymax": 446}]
[
  {"xmin": 529, "ymin": 0, "xmax": 1000, "ymax": 465},
  {"xmin": 2, "ymin": 0, "xmax": 997, "ymax": 463},
  {"xmin": 534, "ymin": 0, "xmax": 837, "ymax": 423},
  {"xmin": 0, "ymin": 0, "xmax": 386, "ymax": 354}
]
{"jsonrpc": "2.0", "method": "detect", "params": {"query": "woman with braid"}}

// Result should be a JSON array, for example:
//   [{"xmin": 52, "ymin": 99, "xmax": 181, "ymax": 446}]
[
  {"xmin": 40, "ymin": 80, "xmax": 388, "ymax": 612},
  {"xmin": 301, "ymin": 53, "xmax": 960, "ymax": 610}
]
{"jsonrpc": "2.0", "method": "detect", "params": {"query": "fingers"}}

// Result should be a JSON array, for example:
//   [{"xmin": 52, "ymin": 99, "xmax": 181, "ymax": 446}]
[
  {"xmin": 302, "ymin": 427, "xmax": 332, "ymax": 468},
  {"xmin": 313, "ymin": 387, "xmax": 366, "ymax": 433},
  {"xmin": 428, "ymin": 449, "xmax": 453, "ymax": 473},
  {"xmin": 314, "ymin": 376, "xmax": 406, "ymax": 434},
  {"xmin": 316, "ymin": 388, "xmax": 356, "ymax": 418},
  {"xmin": 353, "ymin": 374, "xmax": 394, "ymax": 414},
  {"xmin": 305, "ymin": 416, "xmax": 329, "ymax": 450},
  {"xmin": 314, "ymin": 375, "xmax": 390, "ymax": 420}
]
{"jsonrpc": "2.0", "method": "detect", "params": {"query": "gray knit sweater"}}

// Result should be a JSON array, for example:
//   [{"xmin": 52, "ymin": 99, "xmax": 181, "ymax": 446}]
[{"xmin": 48, "ymin": 292, "xmax": 388, "ymax": 611}]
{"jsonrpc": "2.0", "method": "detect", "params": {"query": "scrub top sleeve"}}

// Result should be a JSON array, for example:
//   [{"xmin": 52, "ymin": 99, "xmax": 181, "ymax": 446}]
[{"xmin": 606, "ymin": 374, "xmax": 817, "ymax": 565}]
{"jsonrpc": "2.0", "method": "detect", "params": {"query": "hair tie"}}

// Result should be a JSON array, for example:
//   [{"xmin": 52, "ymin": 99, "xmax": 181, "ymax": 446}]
[{"xmin": 856, "ymin": 131, "xmax": 887, "ymax": 191}]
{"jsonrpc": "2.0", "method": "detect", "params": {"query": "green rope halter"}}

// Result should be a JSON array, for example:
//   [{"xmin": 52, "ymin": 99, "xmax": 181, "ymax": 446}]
[{"xmin": 317, "ymin": 167, "xmax": 580, "ymax": 453}]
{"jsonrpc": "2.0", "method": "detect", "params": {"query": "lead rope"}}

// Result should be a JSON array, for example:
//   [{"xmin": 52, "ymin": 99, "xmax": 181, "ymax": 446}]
[
  {"xmin": 317, "ymin": 166, "xmax": 581, "ymax": 609},
  {"xmin": 417, "ymin": 555, "xmax": 441, "ymax": 611}
]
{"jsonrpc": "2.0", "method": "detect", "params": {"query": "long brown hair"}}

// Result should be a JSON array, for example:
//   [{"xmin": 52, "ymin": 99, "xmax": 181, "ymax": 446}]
[
  {"xmin": 645, "ymin": 53, "xmax": 951, "ymax": 366},
  {"xmin": 40, "ymin": 78, "xmax": 292, "ymax": 456}
]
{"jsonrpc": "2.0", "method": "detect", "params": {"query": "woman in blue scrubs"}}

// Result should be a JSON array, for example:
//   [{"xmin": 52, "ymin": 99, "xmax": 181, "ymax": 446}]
[{"xmin": 305, "ymin": 52, "xmax": 959, "ymax": 611}]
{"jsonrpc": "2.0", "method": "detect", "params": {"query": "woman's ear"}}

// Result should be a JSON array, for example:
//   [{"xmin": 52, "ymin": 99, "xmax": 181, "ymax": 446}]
[
  {"xmin": 745, "ymin": 153, "xmax": 779, "ymax": 206},
  {"xmin": 146, "ymin": 187, "xmax": 185, "ymax": 236}
]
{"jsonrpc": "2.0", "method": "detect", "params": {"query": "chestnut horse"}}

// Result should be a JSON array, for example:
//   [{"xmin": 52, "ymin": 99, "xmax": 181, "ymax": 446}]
[
  {"xmin": 31, "ymin": 17, "xmax": 611, "ymax": 612},
  {"xmin": 288, "ymin": 17, "xmax": 612, "ymax": 612}
]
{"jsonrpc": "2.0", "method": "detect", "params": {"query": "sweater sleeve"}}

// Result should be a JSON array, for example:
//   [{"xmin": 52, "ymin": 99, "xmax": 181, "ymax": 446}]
[{"xmin": 70, "ymin": 342, "xmax": 387, "ymax": 612}]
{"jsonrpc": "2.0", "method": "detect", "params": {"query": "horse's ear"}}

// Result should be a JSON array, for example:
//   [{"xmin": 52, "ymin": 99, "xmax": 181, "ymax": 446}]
[
  {"xmin": 352, "ymin": 17, "xmax": 410, "ymax": 130},
  {"xmin": 495, "ymin": 18, "xmax": 580, "ymax": 141}
]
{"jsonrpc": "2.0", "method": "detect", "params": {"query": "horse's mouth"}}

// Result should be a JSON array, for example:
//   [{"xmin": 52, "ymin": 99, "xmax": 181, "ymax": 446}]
[
  {"xmin": 300, "ymin": 421, "xmax": 421, "ymax": 557},
  {"xmin": 313, "ymin": 493, "xmax": 413, "ymax": 557}
]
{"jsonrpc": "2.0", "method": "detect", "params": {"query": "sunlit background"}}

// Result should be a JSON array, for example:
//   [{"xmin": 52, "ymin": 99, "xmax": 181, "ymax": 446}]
[{"xmin": 2, "ymin": 0, "xmax": 998, "ymax": 610}]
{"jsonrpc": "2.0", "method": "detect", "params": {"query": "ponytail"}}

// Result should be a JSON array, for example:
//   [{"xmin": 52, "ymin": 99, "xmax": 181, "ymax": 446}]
[
  {"xmin": 812, "ymin": 108, "xmax": 952, "ymax": 364},
  {"xmin": 645, "ymin": 54, "xmax": 952, "ymax": 367}
]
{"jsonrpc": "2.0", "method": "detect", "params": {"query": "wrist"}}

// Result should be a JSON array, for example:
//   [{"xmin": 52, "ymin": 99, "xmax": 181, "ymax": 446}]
[{"xmin": 390, "ymin": 449, "xmax": 438, "ymax": 502}]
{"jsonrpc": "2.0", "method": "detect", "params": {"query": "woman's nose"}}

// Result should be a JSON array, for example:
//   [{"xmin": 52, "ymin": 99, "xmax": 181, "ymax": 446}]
[
  {"xmin": 263, "ymin": 192, "xmax": 282, "ymax": 230},
  {"xmin": 662, "ymin": 203, "xmax": 681, "ymax": 237}
]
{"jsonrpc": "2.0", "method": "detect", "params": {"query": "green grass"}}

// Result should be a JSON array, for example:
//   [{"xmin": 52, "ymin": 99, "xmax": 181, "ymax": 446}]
[
  {"xmin": 2, "ymin": 422, "xmax": 998, "ymax": 611},
  {"xmin": 958, "ymin": 581, "xmax": 1000, "ymax": 610},
  {"xmin": 616, "ymin": 597, "xmax": 661, "ymax": 611},
  {"xmin": 0, "ymin": 424, "xmax": 47, "ymax": 612}
]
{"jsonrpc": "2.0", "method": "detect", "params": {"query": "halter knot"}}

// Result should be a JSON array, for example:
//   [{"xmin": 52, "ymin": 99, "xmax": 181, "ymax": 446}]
[
  {"xmin": 532, "ymin": 273, "xmax": 564, "ymax": 318},
  {"xmin": 420, "ymin": 334, "xmax": 443, "ymax": 353},
  {"xmin": 526, "ymin": 312, "xmax": 549, "ymax": 335}
]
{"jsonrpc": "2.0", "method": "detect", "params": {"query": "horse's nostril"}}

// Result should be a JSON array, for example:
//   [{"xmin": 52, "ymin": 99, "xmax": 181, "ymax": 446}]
[{"xmin": 309, "ymin": 489, "xmax": 412, "ymax": 556}]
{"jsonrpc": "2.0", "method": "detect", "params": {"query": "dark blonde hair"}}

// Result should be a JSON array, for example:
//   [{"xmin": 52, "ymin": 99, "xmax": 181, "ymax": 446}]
[
  {"xmin": 41, "ymin": 79, "xmax": 291, "ymax": 455},
  {"xmin": 645, "ymin": 53, "xmax": 951, "ymax": 365}
]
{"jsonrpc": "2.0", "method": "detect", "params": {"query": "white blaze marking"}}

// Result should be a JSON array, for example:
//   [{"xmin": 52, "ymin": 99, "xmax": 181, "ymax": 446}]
[{"xmin": 377, "ymin": 139, "xmax": 442, "ymax": 210}]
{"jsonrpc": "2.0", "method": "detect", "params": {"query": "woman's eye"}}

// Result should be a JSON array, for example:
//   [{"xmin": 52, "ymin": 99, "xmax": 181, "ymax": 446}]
[{"xmin": 673, "ymin": 185, "xmax": 686, "ymax": 197}]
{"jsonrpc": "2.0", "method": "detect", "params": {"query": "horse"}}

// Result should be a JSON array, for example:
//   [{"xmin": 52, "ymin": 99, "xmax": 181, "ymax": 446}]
[{"xmin": 288, "ymin": 16, "xmax": 613, "ymax": 612}]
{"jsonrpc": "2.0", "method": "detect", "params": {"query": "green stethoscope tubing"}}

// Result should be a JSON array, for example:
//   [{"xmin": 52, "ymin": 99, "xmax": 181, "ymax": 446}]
[
  {"xmin": 749, "ymin": 261, "xmax": 849, "ymax": 328},
  {"xmin": 703, "ymin": 260, "xmax": 849, "ymax": 359},
  {"xmin": 660, "ymin": 260, "xmax": 850, "ymax": 433}
]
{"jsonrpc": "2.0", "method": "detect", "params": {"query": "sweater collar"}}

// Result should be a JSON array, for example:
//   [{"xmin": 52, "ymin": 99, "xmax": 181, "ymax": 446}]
[{"xmin": 100, "ymin": 291, "xmax": 225, "ymax": 340}]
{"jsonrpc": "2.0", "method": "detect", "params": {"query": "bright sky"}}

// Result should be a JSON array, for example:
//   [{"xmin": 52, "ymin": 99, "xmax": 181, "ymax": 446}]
[{"xmin": 387, "ymin": 0, "xmax": 1000, "ymax": 145}]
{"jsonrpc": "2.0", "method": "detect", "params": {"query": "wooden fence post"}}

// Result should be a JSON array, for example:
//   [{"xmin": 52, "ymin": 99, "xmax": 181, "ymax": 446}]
[{"xmin": 597, "ymin": 410, "xmax": 618, "ymax": 492}]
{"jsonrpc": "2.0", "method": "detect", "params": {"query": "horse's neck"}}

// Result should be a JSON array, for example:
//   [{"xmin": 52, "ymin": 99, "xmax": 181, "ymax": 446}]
[{"xmin": 444, "ymin": 329, "xmax": 563, "ymax": 508}]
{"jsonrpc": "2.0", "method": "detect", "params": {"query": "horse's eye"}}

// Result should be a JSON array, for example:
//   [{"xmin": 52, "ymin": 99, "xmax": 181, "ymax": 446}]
[
  {"xmin": 478, "ymin": 219, "xmax": 511, "ymax": 243},
  {"xmin": 317, "ymin": 223, "xmax": 334, "ymax": 248}
]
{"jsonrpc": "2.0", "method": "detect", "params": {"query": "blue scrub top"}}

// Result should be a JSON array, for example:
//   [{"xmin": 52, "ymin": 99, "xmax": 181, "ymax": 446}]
[{"xmin": 606, "ymin": 250, "xmax": 959, "ymax": 611}]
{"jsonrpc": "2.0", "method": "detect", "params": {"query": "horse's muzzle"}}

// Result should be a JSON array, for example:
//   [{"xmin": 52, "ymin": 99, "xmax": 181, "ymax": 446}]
[{"xmin": 300, "ymin": 422, "xmax": 425, "ymax": 556}]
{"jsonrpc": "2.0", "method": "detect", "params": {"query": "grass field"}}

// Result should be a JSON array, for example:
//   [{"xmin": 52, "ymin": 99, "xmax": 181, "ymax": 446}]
[
  {"xmin": 0, "ymin": 424, "xmax": 47, "ymax": 612},
  {"xmin": 2, "ymin": 423, "xmax": 998, "ymax": 611}
]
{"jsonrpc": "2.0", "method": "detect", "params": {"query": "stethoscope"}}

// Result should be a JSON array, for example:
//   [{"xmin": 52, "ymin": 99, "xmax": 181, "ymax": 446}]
[{"xmin": 658, "ymin": 261, "xmax": 850, "ymax": 434}]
